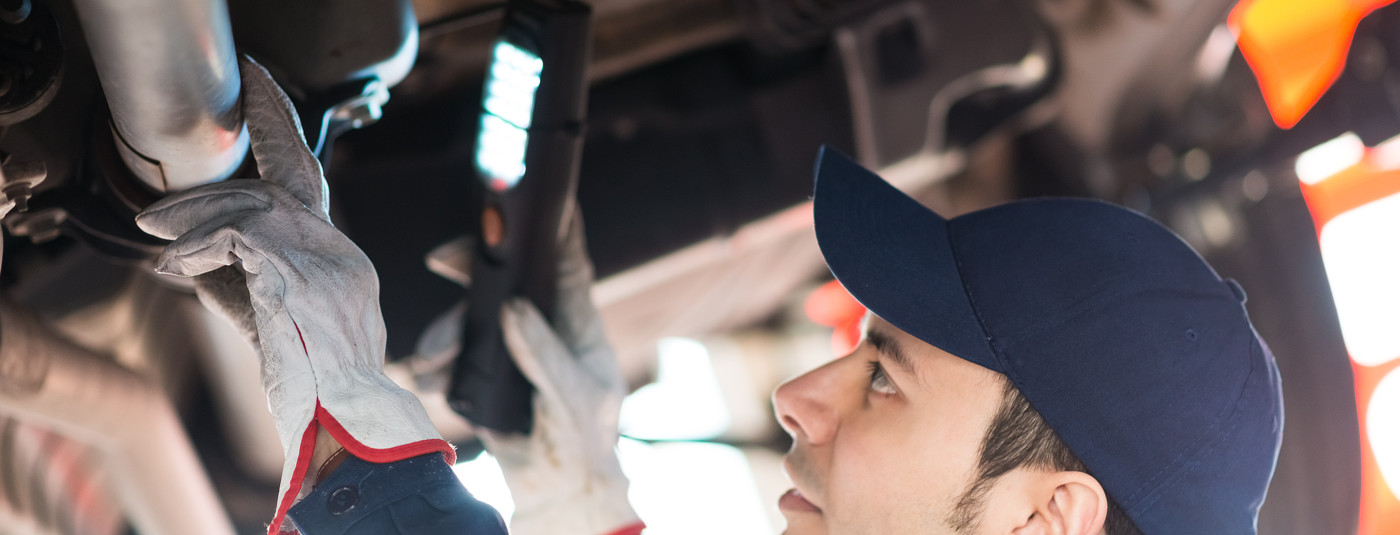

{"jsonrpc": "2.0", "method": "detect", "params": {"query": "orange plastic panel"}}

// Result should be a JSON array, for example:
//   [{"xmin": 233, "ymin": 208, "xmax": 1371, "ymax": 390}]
[
  {"xmin": 1230, "ymin": 0, "xmax": 1396, "ymax": 128},
  {"xmin": 1298, "ymin": 147, "xmax": 1400, "ymax": 534},
  {"xmin": 804, "ymin": 279, "xmax": 867, "ymax": 357}
]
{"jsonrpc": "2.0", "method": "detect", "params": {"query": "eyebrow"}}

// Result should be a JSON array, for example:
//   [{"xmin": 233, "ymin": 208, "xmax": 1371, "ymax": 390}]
[{"xmin": 866, "ymin": 329, "xmax": 919, "ymax": 379}]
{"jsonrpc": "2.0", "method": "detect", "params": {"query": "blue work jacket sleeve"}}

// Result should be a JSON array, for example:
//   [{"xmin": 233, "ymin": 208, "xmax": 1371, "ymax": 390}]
[{"xmin": 286, "ymin": 452, "xmax": 508, "ymax": 535}]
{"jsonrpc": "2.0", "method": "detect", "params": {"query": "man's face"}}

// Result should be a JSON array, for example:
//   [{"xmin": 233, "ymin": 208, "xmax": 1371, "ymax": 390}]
[{"xmin": 772, "ymin": 315, "xmax": 1007, "ymax": 534}]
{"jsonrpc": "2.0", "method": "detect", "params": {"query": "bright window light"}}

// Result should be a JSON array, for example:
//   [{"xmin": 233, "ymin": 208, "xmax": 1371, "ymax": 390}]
[
  {"xmin": 453, "ymin": 451, "xmax": 515, "ymax": 524},
  {"xmin": 1318, "ymin": 192, "xmax": 1400, "ymax": 367},
  {"xmin": 618, "ymin": 438, "xmax": 772, "ymax": 534},
  {"xmin": 619, "ymin": 338, "xmax": 731, "ymax": 441},
  {"xmin": 1296, "ymin": 132, "xmax": 1364, "ymax": 185},
  {"xmin": 1368, "ymin": 369, "xmax": 1400, "ymax": 500}
]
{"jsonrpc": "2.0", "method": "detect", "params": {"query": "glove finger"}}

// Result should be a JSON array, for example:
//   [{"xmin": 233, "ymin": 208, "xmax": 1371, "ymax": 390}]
[
  {"xmin": 153, "ymin": 210, "xmax": 266, "ymax": 277},
  {"xmin": 413, "ymin": 301, "xmax": 466, "ymax": 370},
  {"xmin": 550, "ymin": 209, "xmax": 602, "ymax": 350},
  {"xmin": 135, "ymin": 180, "xmax": 274, "ymax": 240},
  {"xmin": 549, "ymin": 211, "xmax": 622, "ymax": 390},
  {"xmin": 474, "ymin": 424, "xmax": 534, "ymax": 469},
  {"xmin": 238, "ymin": 55, "xmax": 330, "ymax": 219},
  {"xmin": 499, "ymin": 298, "xmax": 575, "ymax": 408}
]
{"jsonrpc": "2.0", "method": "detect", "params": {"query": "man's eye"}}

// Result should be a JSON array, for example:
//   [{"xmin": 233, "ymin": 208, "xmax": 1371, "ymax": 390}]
[{"xmin": 867, "ymin": 360, "xmax": 897, "ymax": 395}]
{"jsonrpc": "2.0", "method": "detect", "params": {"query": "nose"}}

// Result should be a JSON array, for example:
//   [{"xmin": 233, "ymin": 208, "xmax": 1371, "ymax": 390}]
[{"xmin": 772, "ymin": 359, "xmax": 844, "ymax": 446}]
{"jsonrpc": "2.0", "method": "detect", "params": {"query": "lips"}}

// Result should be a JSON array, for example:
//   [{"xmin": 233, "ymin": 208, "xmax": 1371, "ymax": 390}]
[{"xmin": 779, "ymin": 488, "xmax": 822, "ymax": 514}]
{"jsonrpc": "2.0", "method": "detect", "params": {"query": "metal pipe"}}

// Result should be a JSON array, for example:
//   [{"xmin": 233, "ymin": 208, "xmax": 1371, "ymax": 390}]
[
  {"xmin": 0, "ymin": 300, "xmax": 235, "ymax": 535},
  {"xmin": 186, "ymin": 298, "xmax": 284, "ymax": 482},
  {"xmin": 73, "ymin": 0, "xmax": 248, "ymax": 193}
]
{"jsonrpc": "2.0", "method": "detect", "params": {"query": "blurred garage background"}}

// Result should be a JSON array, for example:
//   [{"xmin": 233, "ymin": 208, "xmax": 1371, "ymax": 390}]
[{"xmin": 0, "ymin": 0, "xmax": 1394, "ymax": 533}]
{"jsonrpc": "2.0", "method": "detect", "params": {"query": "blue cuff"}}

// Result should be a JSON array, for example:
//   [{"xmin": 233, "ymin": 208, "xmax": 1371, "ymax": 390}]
[{"xmin": 286, "ymin": 453, "xmax": 507, "ymax": 535}]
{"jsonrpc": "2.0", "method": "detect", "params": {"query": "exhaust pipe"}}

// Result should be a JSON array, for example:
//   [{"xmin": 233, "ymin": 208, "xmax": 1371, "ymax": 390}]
[
  {"xmin": 0, "ymin": 300, "xmax": 235, "ymax": 535},
  {"xmin": 73, "ymin": 0, "xmax": 248, "ymax": 193}
]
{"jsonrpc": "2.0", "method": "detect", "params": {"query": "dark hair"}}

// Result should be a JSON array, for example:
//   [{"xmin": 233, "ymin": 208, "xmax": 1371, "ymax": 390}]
[{"xmin": 946, "ymin": 378, "xmax": 1143, "ymax": 535}]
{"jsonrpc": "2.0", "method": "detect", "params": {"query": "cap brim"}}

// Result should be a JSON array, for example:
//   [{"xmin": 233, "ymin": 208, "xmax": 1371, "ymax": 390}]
[{"xmin": 813, "ymin": 146, "xmax": 1001, "ymax": 372}]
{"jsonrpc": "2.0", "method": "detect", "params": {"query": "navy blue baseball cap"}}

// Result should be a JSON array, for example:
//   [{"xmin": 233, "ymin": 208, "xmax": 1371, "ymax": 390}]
[{"xmin": 811, "ymin": 147, "xmax": 1283, "ymax": 534}]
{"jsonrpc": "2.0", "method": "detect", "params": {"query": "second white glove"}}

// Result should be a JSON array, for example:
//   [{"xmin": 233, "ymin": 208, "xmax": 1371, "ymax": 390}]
[{"xmin": 473, "ymin": 214, "xmax": 643, "ymax": 535}]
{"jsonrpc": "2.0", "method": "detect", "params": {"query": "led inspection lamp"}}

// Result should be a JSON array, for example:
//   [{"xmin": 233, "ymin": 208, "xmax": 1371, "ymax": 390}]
[{"xmin": 447, "ymin": 0, "xmax": 592, "ymax": 434}]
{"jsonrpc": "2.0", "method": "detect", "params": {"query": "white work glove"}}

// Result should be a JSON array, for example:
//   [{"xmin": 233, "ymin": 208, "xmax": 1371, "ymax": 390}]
[
  {"xmin": 490, "ymin": 299, "xmax": 642, "ymax": 535},
  {"xmin": 136, "ymin": 57, "xmax": 453, "ymax": 535},
  {"xmin": 436, "ymin": 213, "xmax": 642, "ymax": 535}
]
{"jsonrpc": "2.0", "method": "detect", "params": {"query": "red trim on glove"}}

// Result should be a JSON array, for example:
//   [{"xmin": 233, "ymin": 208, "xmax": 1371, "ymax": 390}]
[
  {"xmin": 267, "ymin": 420, "xmax": 319, "ymax": 535},
  {"xmin": 314, "ymin": 403, "xmax": 457, "ymax": 466},
  {"xmin": 265, "ymin": 323, "xmax": 457, "ymax": 534},
  {"xmin": 264, "ymin": 406, "xmax": 457, "ymax": 535},
  {"xmin": 604, "ymin": 520, "xmax": 647, "ymax": 535}
]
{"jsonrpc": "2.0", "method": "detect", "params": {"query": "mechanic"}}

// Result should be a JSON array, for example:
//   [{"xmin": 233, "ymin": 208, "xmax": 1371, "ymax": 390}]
[{"xmin": 137, "ymin": 57, "xmax": 1283, "ymax": 535}]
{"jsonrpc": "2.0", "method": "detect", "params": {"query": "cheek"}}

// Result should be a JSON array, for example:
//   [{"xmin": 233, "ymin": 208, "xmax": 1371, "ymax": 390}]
[{"xmin": 823, "ymin": 406, "xmax": 977, "ymax": 533}]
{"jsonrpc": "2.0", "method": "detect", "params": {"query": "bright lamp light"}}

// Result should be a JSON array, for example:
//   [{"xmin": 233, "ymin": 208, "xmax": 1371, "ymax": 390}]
[{"xmin": 1318, "ymin": 192, "xmax": 1400, "ymax": 367}]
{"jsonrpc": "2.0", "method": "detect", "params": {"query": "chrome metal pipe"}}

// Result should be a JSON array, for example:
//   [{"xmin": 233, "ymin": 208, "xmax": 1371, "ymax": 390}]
[
  {"xmin": 73, "ymin": 0, "xmax": 248, "ymax": 192},
  {"xmin": 0, "ymin": 301, "xmax": 235, "ymax": 535}
]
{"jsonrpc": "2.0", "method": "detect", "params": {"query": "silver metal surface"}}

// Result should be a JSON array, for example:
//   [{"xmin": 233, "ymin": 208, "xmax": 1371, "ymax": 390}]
[
  {"xmin": 73, "ymin": 0, "xmax": 248, "ymax": 192},
  {"xmin": 0, "ymin": 301, "xmax": 235, "ymax": 535}
]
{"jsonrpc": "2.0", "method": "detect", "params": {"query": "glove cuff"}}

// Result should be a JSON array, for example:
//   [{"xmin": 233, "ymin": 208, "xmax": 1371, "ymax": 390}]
[
  {"xmin": 266, "ymin": 401, "xmax": 456, "ymax": 535},
  {"xmin": 315, "ymin": 402, "xmax": 456, "ymax": 465}
]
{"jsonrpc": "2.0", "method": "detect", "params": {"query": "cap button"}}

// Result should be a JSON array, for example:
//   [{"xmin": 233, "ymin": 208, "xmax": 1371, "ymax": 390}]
[{"xmin": 1225, "ymin": 279, "xmax": 1247, "ymax": 304}]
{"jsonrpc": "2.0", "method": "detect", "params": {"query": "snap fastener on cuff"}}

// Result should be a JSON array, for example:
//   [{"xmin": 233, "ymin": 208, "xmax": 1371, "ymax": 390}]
[{"xmin": 328, "ymin": 485, "xmax": 359, "ymax": 515}]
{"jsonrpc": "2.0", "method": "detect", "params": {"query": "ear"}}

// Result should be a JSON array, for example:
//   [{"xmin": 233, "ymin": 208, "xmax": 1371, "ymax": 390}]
[{"xmin": 1009, "ymin": 471, "xmax": 1108, "ymax": 535}]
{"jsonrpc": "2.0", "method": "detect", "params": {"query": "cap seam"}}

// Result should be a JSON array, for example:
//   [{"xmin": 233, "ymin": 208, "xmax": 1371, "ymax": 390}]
[
  {"xmin": 946, "ymin": 222, "xmax": 1006, "ymax": 373},
  {"xmin": 1120, "ymin": 331, "xmax": 1261, "ymax": 511},
  {"xmin": 1126, "ymin": 361, "xmax": 1257, "ymax": 526},
  {"xmin": 995, "ymin": 284, "xmax": 1236, "ymax": 354}
]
